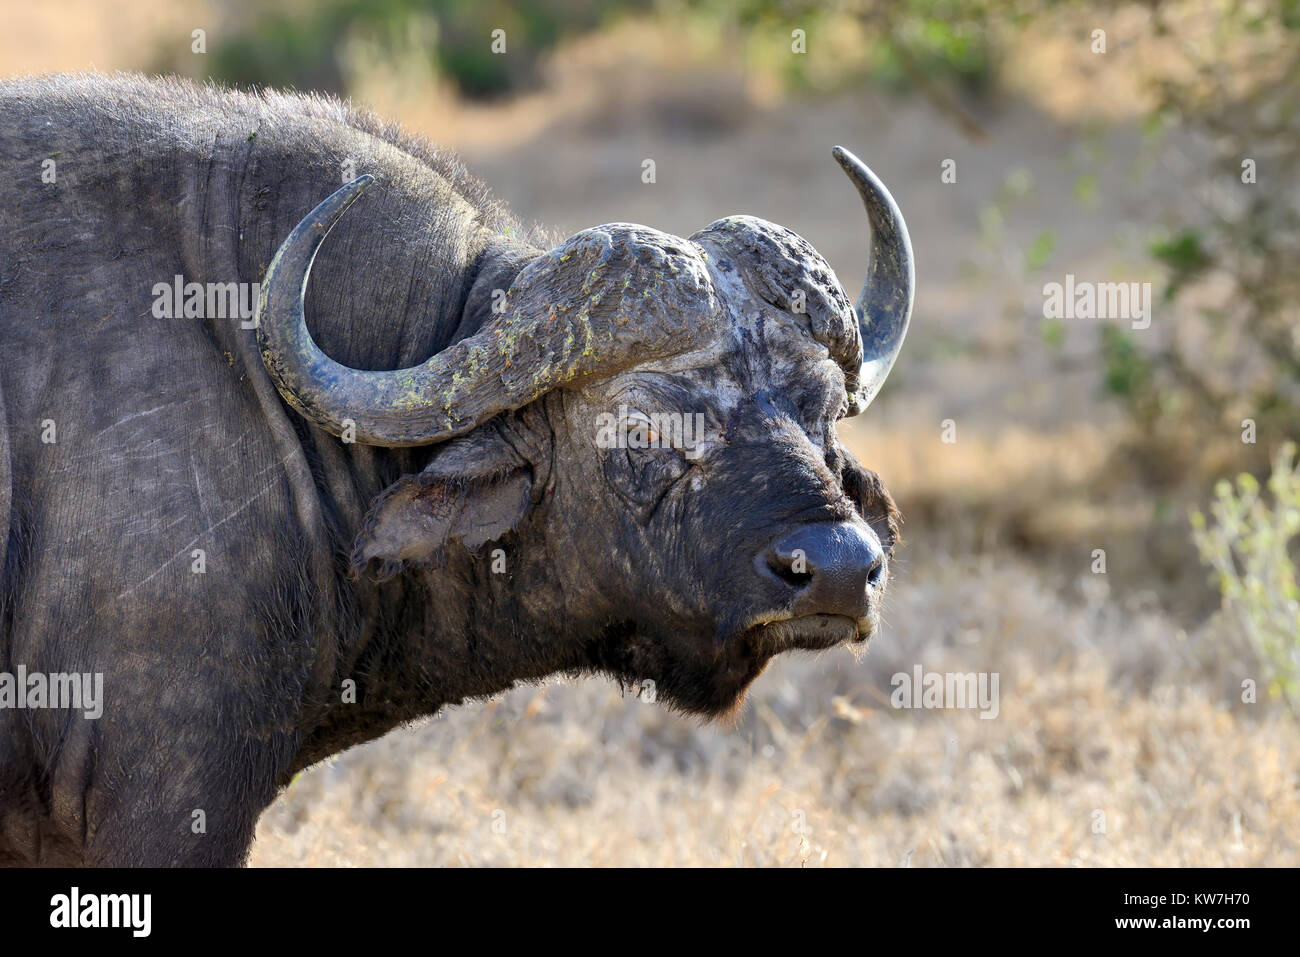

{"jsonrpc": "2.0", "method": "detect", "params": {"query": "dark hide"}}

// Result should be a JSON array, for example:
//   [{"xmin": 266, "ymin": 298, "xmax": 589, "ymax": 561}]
[{"xmin": 0, "ymin": 74, "xmax": 901, "ymax": 866}]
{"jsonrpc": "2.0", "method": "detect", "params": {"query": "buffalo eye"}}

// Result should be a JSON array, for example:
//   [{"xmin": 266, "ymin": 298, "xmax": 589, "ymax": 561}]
[
  {"xmin": 623, "ymin": 413, "xmax": 660, "ymax": 450},
  {"xmin": 601, "ymin": 410, "xmax": 688, "ymax": 521}
]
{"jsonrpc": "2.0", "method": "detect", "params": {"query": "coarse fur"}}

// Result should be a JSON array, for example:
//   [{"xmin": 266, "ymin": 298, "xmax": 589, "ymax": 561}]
[{"xmin": 0, "ymin": 73, "xmax": 900, "ymax": 866}]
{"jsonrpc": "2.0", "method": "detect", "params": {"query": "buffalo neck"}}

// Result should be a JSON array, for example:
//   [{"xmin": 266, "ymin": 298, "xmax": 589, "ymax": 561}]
[{"xmin": 126, "ymin": 102, "xmax": 555, "ymax": 772}]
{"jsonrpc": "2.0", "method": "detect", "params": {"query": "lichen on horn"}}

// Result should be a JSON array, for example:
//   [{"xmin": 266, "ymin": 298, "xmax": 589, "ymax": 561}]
[{"xmin": 256, "ymin": 178, "xmax": 725, "ymax": 448}]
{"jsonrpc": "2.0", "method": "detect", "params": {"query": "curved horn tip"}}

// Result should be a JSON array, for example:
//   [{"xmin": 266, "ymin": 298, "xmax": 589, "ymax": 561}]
[
  {"xmin": 323, "ymin": 174, "xmax": 376, "ymax": 216},
  {"xmin": 831, "ymin": 146, "xmax": 892, "ymax": 200},
  {"xmin": 831, "ymin": 144, "xmax": 863, "ymax": 173}
]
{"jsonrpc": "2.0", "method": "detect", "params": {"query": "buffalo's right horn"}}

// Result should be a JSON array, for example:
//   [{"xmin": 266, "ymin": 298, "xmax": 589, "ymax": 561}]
[{"xmin": 832, "ymin": 146, "xmax": 915, "ymax": 415}]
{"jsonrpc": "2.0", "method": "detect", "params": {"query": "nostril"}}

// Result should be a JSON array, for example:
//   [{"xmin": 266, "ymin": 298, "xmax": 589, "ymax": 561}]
[
  {"xmin": 762, "ymin": 523, "xmax": 883, "ymax": 621},
  {"xmin": 866, "ymin": 553, "xmax": 885, "ymax": 587},
  {"xmin": 766, "ymin": 550, "xmax": 814, "ymax": 590}
]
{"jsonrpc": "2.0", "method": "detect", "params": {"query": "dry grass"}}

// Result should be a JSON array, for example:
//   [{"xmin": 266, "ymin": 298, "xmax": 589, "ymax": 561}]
[{"xmin": 251, "ymin": 548, "xmax": 1297, "ymax": 867}]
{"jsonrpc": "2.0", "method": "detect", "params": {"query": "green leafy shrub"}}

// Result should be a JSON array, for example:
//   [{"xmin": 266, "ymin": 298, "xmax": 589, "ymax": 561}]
[
  {"xmin": 161, "ymin": 0, "xmax": 644, "ymax": 100},
  {"xmin": 1191, "ymin": 442, "xmax": 1300, "ymax": 714}
]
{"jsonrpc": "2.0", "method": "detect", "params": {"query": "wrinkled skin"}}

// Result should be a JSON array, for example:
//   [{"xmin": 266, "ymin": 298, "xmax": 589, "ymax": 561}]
[
  {"xmin": 371, "ymin": 327, "xmax": 901, "ymax": 721},
  {"xmin": 0, "ymin": 74, "xmax": 899, "ymax": 866},
  {"xmin": 549, "ymin": 356, "xmax": 899, "ymax": 716}
]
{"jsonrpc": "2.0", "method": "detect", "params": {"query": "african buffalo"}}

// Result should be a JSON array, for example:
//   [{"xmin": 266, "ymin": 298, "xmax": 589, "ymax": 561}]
[{"xmin": 0, "ymin": 73, "xmax": 912, "ymax": 866}]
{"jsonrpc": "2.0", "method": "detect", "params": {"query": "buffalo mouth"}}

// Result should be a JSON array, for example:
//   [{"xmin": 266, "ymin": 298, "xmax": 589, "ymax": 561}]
[{"xmin": 744, "ymin": 613, "xmax": 868, "ymax": 657}]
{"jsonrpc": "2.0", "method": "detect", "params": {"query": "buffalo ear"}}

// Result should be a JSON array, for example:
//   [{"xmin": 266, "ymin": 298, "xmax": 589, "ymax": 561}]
[
  {"xmin": 353, "ymin": 426, "xmax": 533, "ymax": 577},
  {"xmin": 839, "ymin": 449, "xmax": 902, "ymax": 553}
]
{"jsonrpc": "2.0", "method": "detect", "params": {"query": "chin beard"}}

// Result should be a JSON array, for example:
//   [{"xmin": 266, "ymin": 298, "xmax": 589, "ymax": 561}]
[
  {"xmin": 587, "ymin": 610, "xmax": 872, "ymax": 720},
  {"xmin": 584, "ymin": 619, "xmax": 773, "ymax": 718}
]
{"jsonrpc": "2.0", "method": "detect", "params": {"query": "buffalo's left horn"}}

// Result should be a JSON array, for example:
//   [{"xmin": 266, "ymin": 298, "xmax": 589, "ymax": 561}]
[
  {"xmin": 832, "ymin": 146, "xmax": 915, "ymax": 414},
  {"xmin": 256, "ymin": 177, "xmax": 721, "ymax": 447},
  {"xmin": 254, "ymin": 175, "xmax": 479, "ymax": 447}
]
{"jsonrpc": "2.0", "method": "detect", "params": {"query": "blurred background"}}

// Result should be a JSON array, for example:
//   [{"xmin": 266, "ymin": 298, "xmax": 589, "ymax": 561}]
[{"xmin": 4, "ymin": 0, "xmax": 1297, "ymax": 865}]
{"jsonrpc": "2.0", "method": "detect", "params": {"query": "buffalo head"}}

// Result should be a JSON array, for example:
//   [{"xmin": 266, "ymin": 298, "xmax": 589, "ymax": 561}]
[{"xmin": 255, "ymin": 146, "xmax": 913, "ymax": 717}]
